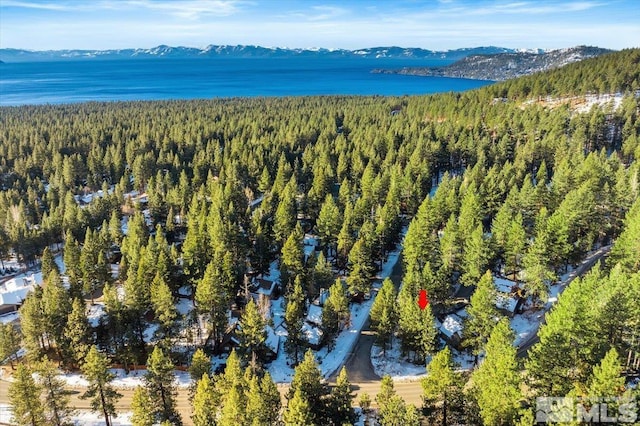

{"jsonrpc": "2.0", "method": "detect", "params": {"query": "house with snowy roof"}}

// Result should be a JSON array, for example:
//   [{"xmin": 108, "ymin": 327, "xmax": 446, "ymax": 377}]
[
  {"xmin": 437, "ymin": 309, "xmax": 466, "ymax": 349},
  {"xmin": 493, "ymin": 277, "xmax": 525, "ymax": 316},
  {"xmin": 0, "ymin": 274, "xmax": 40, "ymax": 315}
]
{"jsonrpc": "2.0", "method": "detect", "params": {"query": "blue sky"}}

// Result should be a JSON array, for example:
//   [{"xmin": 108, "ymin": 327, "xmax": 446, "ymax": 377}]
[{"xmin": 1, "ymin": 0, "xmax": 638, "ymax": 50}]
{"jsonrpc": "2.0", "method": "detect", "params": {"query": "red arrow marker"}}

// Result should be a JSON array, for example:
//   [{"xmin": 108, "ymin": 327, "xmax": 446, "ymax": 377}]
[{"xmin": 418, "ymin": 289, "xmax": 429, "ymax": 310}]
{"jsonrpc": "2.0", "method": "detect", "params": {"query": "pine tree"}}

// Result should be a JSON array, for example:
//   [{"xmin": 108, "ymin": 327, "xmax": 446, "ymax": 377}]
[
  {"xmin": 347, "ymin": 237, "xmax": 374, "ymax": 295},
  {"xmin": 288, "ymin": 349, "xmax": 330, "ymax": 424},
  {"xmin": 504, "ymin": 213, "xmax": 526, "ymax": 280},
  {"xmin": 588, "ymin": 348, "xmax": 626, "ymax": 400},
  {"xmin": 283, "ymin": 388, "xmax": 313, "ymax": 426},
  {"xmin": 150, "ymin": 273, "xmax": 177, "ymax": 335},
  {"xmin": 0, "ymin": 322, "xmax": 21, "ymax": 369},
  {"xmin": 327, "ymin": 278, "xmax": 350, "ymax": 328},
  {"xmin": 260, "ymin": 372, "xmax": 282, "ymax": 425},
  {"xmin": 464, "ymin": 270, "xmax": 500, "ymax": 357},
  {"xmin": 377, "ymin": 374, "xmax": 420, "ymax": 425},
  {"xmin": 238, "ymin": 298, "xmax": 267, "ymax": 369},
  {"xmin": 20, "ymin": 290, "xmax": 46, "ymax": 358},
  {"xmin": 8, "ymin": 363, "xmax": 45, "ymax": 426},
  {"xmin": 145, "ymin": 346, "xmax": 181, "ymax": 425},
  {"xmin": 63, "ymin": 298, "xmax": 91, "ymax": 367},
  {"xmin": 130, "ymin": 386, "xmax": 155, "ymax": 426},
  {"xmin": 376, "ymin": 374, "xmax": 396, "ymax": 413},
  {"xmin": 422, "ymin": 346, "xmax": 463, "ymax": 425},
  {"xmin": 41, "ymin": 269, "xmax": 72, "ymax": 358},
  {"xmin": 440, "ymin": 214, "xmax": 461, "ymax": 277},
  {"xmin": 329, "ymin": 367, "xmax": 356, "ymax": 425},
  {"xmin": 40, "ymin": 246, "xmax": 59, "ymax": 281},
  {"xmin": 191, "ymin": 374, "xmax": 218, "ymax": 426},
  {"xmin": 195, "ymin": 259, "xmax": 230, "ymax": 350},
  {"xmin": 316, "ymin": 194, "xmax": 341, "ymax": 255},
  {"xmin": 218, "ymin": 382, "xmax": 247, "ymax": 425},
  {"xmin": 397, "ymin": 287, "xmax": 437, "ymax": 363},
  {"xmin": 370, "ymin": 278, "xmax": 397, "ymax": 328},
  {"xmin": 284, "ymin": 276, "xmax": 306, "ymax": 364},
  {"xmin": 312, "ymin": 251, "xmax": 334, "ymax": 296},
  {"xmin": 461, "ymin": 225, "xmax": 491, "ymax": 287},
  {"xmin": 280, "ymin": 224, "xmax": 305, "ymax": 290},
  {"xmin": 471, "ymin": 318, "xmax": 522, "ymax": 426},
  {"xmin": 81, "ymin": 346, "xmax": 121, "ymax": 426},
  {"xmin": 63, "ymin": 232, "xmax": 82, "ymax": 297},
  {"xmin": 273, "ymin": 181, "xmax": 297, "ymax": 246},
  {"xmin": 188, "ymin": 348, "xmax": 211, "ymax": 383},
  {"xmin": 36, "ymin": 357, "xmax": 74, "ymax": 426},
  {"xmin": 458, "ymin": 186, "xmax": 483, "ymax": 239}
]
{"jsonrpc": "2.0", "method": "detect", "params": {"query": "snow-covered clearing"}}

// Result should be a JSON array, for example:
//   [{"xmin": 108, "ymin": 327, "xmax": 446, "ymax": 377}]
[
  {"xmin": 0, "ymin": 403, "xmax": 133, "ymax": 426},
  {"xmin": 60, "ymin": 367, "xmax": 191, "ymax": 390},
  {"xmin": 371, "ymin": 338, "xmax": 427, "ymax": 380}
]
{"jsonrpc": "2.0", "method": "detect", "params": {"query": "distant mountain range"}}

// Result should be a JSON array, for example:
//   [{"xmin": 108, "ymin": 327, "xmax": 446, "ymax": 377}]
[
  {"xmin": 372, "ymin": 46, "xmax": 613, "ymax": 81},
  {"xmin": 0, "ymin": 45, "xmax": 518, "ymax": 62}
]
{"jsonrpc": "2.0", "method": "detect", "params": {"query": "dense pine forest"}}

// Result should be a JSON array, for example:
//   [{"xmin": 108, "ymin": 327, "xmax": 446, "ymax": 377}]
[{"xmin": 1, "ymin": 48, "xmax": 640, "ymax": 425}]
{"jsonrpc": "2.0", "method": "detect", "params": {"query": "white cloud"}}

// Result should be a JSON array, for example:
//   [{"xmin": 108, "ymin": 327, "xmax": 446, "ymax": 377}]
[{"xmin": 1, "ymin": 0, "xmax": 72, "ymax": 11}]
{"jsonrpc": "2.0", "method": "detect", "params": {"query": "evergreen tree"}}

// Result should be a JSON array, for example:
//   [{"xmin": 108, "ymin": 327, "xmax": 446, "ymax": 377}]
[
  {"xmin": 81, "ymin": 346, "xmax": 121, "ymax": 426},
  {"xmin": 471, "ymin": 318, "xmax": 522, "ymax": 426},
  {"xmin": 461, "ymin": 225, "xmax": 491, "ymax": 287},
  {"xmin": 397, "ymin": 288, "xmax": 437, "ymax": 363},
  {"xmin": 191, "ymin": 374, "xmax": 218, "ymax": 426},
  {"xmin": 504, "ymin": 212, "xmax": 526, "ymax": 280},
  {"xmin": 288, "ymin": 349, "xmax": 330, "ymax": 424},
  {"xmin": 188, "ymin": 348, "xmax": 211, "ymax": 382},
  {"xmin": 130, "ymin": 386, "xmax": 155, "ymax": 426},
  {"xmin": 238, "ymin": 298, "xmax": 267, "ymax": 369},
  {"xmin": 370, "ymin": 277, "xmax": 397, "ymax": 328},
  {"xmin": 150, "ymin": 273, "xmax": 177, "ymax": 335},
  {"xmin": 284, "ymin": 276, "xmax": 306, "ymax": 364},
  {"xmin": 63, "ymin": 232, "xmax": 82, "ymax": 297},
  {"xmin": 283, "ymin": 388, "xmax": 313, "ymax": 426},
  {"xmin": 464, "ymin": 270, "xmax": 500, "ymax": 357},
  {"xmin": 588, "ymin": 348, "xmax": 626, "ymax": 400},
  {"xmin": 195, "ymin": 259, "xmax": 230, "ymax": 350},
  {"xmin": 40, "ymin": 246, "xmax": 59, "ymax": 281},
  {"xmin": 311, "ymin": 251, "xmax": 334, "ymax": 296},
  {"xmin": 0, "ymin": 322, "xmax": 21, "ymax": 369},
  {"xmin": 422, "ymin": 347, "xmax": 463, "ymax": 425},
  {"xmin": 36, "ymin": 357, "xmax": 74, "ymax": 426},
  {"xmin": 329, "ymin": 367, "xmax": 356, "ymax": 425},
  {"xmin": 347, "ymin": 237, "xmax": 374, "ymax": 295},
  {"xmin": 145, "ymin": 346, "xmax": 181, "ymax": 425},
  {"xmin": 280, "ymin": 224, "xmax": 305, "ymax": 290},
  {"xmin": 8, "ymin": 363, "xmax": 45, "ymax": 426},
  {"xmin": 218, "ymin": 382, "xmax": 247, "ymax": 425},
  {"xmin": 20, "ymin": 290, "xmax": 46, "ymax": 358},
  {"xmin": 273, "ymin": 181, "xmax": 298, "ymax": 246},
  {"xmin": 316, "ymin": 195, "xmax": 341, "ymax": 255},
  {"xmin": 377, "ymin": 374, "xmax": 420, "ymax": 425},
  {"xmin": 440, "ymin": 214, "xmax": 461, "ymax": 277},
  {"xmin": 41, "ymin": 269, "xmax": 72, "ymax": 358},
  {"xmin": 64, "ymin": 298, "xmax": 91, "ymax": 367}
]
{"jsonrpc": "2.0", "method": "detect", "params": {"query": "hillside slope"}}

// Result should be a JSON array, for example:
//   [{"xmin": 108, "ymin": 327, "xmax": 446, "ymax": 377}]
[{"xmin": 374, "ymin": 46, "xmax": 613, "ymax": 81}]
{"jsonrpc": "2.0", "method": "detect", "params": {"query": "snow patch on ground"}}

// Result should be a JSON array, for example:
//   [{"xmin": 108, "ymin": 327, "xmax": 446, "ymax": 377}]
[
  {"xmin": 60, "ymin": 368, "xmax": 191, "ymax": 390},
  {"xmin": 87, "ymin": 303, "xmax": 107, "ymax": 327},
  {"xmin": 0, "ymin": 403, "xmax": 133, "ymax": 426},
  {"xmin": 371, "ymin": 338, "xmax": 427, "ymax": 380}
]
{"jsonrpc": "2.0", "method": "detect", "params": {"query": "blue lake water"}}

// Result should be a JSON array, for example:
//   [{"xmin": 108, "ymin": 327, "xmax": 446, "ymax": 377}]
[{"xmin": 0, "ymin": 57, "xmax": 493, "ymax": 105}]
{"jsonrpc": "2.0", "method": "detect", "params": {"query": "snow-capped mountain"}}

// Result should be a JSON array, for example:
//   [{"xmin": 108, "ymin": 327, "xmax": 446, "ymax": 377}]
[{"xmin": 0, "ymin": 45, "xmax": 516, "ymax": 62}]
